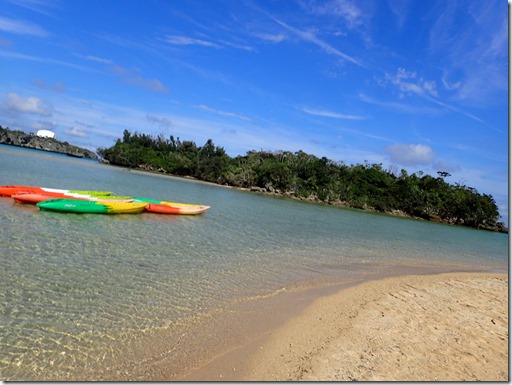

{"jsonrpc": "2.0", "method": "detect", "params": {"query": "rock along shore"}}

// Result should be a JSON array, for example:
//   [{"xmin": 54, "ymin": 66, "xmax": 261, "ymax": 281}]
[{"xmin": 0, "ymin": 126, "xmax": 98, "ymax": 160}]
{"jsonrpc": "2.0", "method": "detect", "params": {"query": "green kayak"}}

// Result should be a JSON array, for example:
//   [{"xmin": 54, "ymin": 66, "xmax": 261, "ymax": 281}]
[{"xmin": 37, "ymin": 199, "xmax": 109, "ymax": 213}]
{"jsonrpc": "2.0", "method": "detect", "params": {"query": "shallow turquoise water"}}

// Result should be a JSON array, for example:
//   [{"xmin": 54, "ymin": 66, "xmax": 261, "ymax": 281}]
[{"xmin": 0, "ymin": 145, "xmax": 508, "ymax": 380}]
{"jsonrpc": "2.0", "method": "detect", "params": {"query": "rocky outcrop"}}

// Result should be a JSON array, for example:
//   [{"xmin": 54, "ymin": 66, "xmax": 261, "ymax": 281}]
[{"xmin": 0, "ymin": 126, "xmax": 98, "ymax": 159}]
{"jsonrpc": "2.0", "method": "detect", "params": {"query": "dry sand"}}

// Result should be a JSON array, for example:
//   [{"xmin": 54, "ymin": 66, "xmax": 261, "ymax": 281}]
[{"xmin": 181, "ymin": 272, "xmax": 508, "ymax": 381}]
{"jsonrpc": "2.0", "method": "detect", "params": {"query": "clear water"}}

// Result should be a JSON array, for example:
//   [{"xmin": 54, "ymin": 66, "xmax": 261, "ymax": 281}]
[{"xmin": 0, "ymin": 145, "xmax": 508, "ymax": 380}]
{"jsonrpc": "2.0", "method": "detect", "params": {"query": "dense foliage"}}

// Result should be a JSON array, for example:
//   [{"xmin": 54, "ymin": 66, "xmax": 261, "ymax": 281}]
[{"xmin": 98, "ymin": 130, "xmax": 507, "ymax": 232}]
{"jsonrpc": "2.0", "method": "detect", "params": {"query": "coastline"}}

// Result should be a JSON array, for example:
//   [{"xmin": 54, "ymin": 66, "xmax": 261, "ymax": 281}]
[
  {"xmin": 125, "ymin": 166, "xmax": 508, "ymax": 233},
  {"xmin": 178, "ymin": 271, "xmax": 508, "ymax": 382}
]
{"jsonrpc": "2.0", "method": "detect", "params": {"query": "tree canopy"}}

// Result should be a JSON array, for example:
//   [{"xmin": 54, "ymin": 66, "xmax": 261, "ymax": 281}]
[{"xmin": 98, "ymin": 130, "xmax": 507, "ymax": 233}]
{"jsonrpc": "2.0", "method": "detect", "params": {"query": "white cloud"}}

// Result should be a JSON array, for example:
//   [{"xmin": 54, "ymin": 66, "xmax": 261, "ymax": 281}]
[
  {"xmin": 0, "ymin": 49, "xmax": 98, "ymax": 72},
  {"xmin": 5, "ymin": 93, "xmax": 53, "ymax": 116},
  {"xmin": 309, "ymin": 0, "xmax": 365, "ymax": 29},
  {"xmin": 6, "ymin": 0, "xmax": 57, "ymax": 16},
  {"xmin": 255, "ymin": 32, "xmax": 287, "ymax": 43},
  {"xmin": 385, "ymin": 68, "xmax": 438, "ymax": 97},
  {"xmin": 86, "ymin": 55, "xmax": 113, "ymax": 64},
  {"xmin": 384, "ymin": 143, "xmax": 434, "ymax": 166},
  {"xmin": 65, "ymin": 126, "xmax": 88, "ymax": 138},
  {"xmin": 358, "ymin": 93, "xmax": 437, "ymax": 114},
  {"xmin": 0, "ymin": 16, "xmax": 49, "ymax": 37},
  {"xmin": 164, "ymin": 35, "xmax": 220, "ymax": 48},
  {"xmin": 301, "ymin": 107, "xmax": 365, "ymax": 120},
  {"xmin": 266, "ymin": 14, "xmax": 365, "ymax": 68},
  {"xmin": 194, "ymin": 104, "xmax": 251, "ymax": 121}
]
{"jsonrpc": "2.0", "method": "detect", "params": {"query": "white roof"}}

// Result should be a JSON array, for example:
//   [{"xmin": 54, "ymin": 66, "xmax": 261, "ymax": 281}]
[{"xmin": 36, "ymin": 130, "xmax": 55, "ymax": 138}]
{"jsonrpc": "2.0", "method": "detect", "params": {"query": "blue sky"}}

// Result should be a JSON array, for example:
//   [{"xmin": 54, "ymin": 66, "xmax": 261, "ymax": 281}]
[{"xmin": 0, "ymin": 0, "xmax": 508, "ymax": 222}]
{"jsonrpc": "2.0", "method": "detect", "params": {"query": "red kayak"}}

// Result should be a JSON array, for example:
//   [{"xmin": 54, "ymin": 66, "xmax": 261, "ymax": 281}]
[
  {"xmin": 0, "ymin": 185, "xmax": 44, "ymax": 196},
  {"xmin": 0, "ymin": 185, "xmax": 114, "ymax": 197},
  {"xmin": 12, "ymin": 193, "xmax": 88, "ymax": 204}
]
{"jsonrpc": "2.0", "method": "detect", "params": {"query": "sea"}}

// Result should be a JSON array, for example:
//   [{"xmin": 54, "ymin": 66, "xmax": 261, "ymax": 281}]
[{"xmin": 0, "ymin": 144, "xmax": 508, "ymax": 380}]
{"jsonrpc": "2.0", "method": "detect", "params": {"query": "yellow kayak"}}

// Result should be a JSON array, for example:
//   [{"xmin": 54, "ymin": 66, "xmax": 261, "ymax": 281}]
[{"xmin": 103, "ymin": 201, "xmax": 148, "ymax": 214}]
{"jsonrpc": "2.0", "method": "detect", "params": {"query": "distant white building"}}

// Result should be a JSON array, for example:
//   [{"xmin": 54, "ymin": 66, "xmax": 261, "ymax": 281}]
[{"xmin": 36, "ymin": 129, "xmax": 56, "ymax": 139}]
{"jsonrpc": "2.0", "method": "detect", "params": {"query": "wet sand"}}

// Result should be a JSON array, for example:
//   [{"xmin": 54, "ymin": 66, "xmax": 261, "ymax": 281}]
[{"xmin": 181, "ymin": 272, "xmax": 508, "ymax": 381}]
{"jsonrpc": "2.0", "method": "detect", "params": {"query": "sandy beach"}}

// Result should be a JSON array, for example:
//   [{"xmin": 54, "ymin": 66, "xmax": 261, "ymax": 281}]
[{"xmin": 182, "ymin": 272, "xmax": 508, "ymax": 382}]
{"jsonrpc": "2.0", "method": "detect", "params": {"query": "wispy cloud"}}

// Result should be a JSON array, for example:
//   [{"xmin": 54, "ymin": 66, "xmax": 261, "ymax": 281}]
[
  {"xmin": 0, "ymin": 16, "xmax": 49, "ymax": 37},
  {"xmin": 7, "ymin": 0, "xmax": 58, "ymax": 16},
  {"xmin": 338, "ymin": 126, "xmax": 392, "ymax": 143},
  {"xmin": 424, "ymin": 96, "xmax": 502, "ymax": 133},
  {"xmin": 384, "ymin": 67, "xmax": 438, "ymax": 97},
  {"xmin": 65, "ymin": 126, "xmax": 88, "ymax": 138},
  {"xmin": 263, "ymin": 12, "xmax": 365, "ymax": 68},
  {"xmin": 301, "ymin": 107, "xmax": 366, "ymax": 120},
  {"xmin": 195, "ymin": 104, "xmax": 250, "ymax": 121},
  {"xmin": 164, "ymin": 35, "xmax": 220, "ymax": 48},
  {"xmin": 111, "ymin": 65, "xmax": 169, "ymax": 93},
  {"xmin": 305, "ymin": 0, "xmax": 365, "ymax": 29},
  {"xmin": 0, "ymin": 49, "xmax": 98, "ymax": 72},
  {"xmin": 358, "ymin": 93, "xmax": 437, "ymax": 114},
  {"xmin": 86, "ymin": 55, "xmax": 113, "ymax": 64},
  {"xmin": 254, "ymin": 32, "xmax": 287, "ymax": 43},
  {"xmin": 379, "ymin": 68, "xmax": 498, "ymax": 130},
  {"xmin": 219, "ymin": 39, "xmax": 255, "ymax": 52},
  {"xmin": 429, "ymin": 0, "xmax": 507, "ymax": 105},
  {"xmin": 31, "ymin": 119, "xmax": 57, "ymax": 132},
  {"xmin": 32, "ymin": 79, "xmax": 66, "ymax": 93},
  {"xmin": 147, "ymin": 114, "xmax": 172, "ymax": 130}
]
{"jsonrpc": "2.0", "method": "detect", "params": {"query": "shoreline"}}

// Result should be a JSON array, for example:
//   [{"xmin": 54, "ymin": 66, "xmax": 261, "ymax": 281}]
[
  {"xmin": 90, "ymin": 265, "xmax": 508, "ymax": 382},
  {"xmin": 124, "ymin": 166, "xmax": 508, "ymax": 234},
  {"xmin": 8, "ymin": 263, "xmax": 506, "ymax": 381},
  {"xmin": 177, "ymin": 270, "xmax": 508, "ymax": 382}
]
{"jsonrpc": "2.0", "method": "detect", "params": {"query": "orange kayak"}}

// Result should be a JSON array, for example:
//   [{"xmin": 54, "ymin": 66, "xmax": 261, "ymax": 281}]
[{"xmin": 144, "ymin": 202, "xmax": 210, "ymax": 215}]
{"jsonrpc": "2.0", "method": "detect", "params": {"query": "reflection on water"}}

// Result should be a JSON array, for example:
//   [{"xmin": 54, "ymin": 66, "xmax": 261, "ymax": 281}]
[{"xmin": 0, "ymin": 145, "xmax": 508, "ymax": 380}]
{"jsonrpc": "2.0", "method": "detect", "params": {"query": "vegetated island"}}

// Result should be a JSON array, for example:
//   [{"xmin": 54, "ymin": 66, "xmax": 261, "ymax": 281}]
[
  {"xmin": 0, "ymin": 126, "xmax": 98, "ymax": 160},
  {"xmin": 97, "ymin": 130, "xmax": 507, "ymax": 233}
]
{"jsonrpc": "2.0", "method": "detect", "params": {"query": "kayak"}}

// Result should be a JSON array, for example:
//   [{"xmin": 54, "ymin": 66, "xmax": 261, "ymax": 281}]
[
  {"xmin": 90, "ymin": 196, "xmax": 134, "ymax": 202},
  {"xmin": 134, "ymin": 197, "xmax": 210, "ymax": 215},
  {"xmin": 12, "ymin": 193, "xmax": 89, "ymax": 204},
  {"xmin": 144, "ymin": 203, "xmax": 209, "ymax": 215},
  {"xmin": 37, "ymin": 199, "xmax": 147, "ymax": 214},
  {"xmin": 0, "ymin": 185, "xmax": 113, "ymax": 197},
  {"xmin": 102, "ymin": 201, "xmax": 148, "ymax": 214},
  {"xmin": 37, "ymin": 199, "xmax": 109, "ymax": 213},
  {"xmin": 12, "ymin": 193, "xmax": 133, "ymax": 204},
  {"xmin": 4, "ymin": 185, "xmax": 210, "ymax": 215},
  {"xmin": 41, "ymin": 188, "xmax": 114, "ymax": 196}
]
